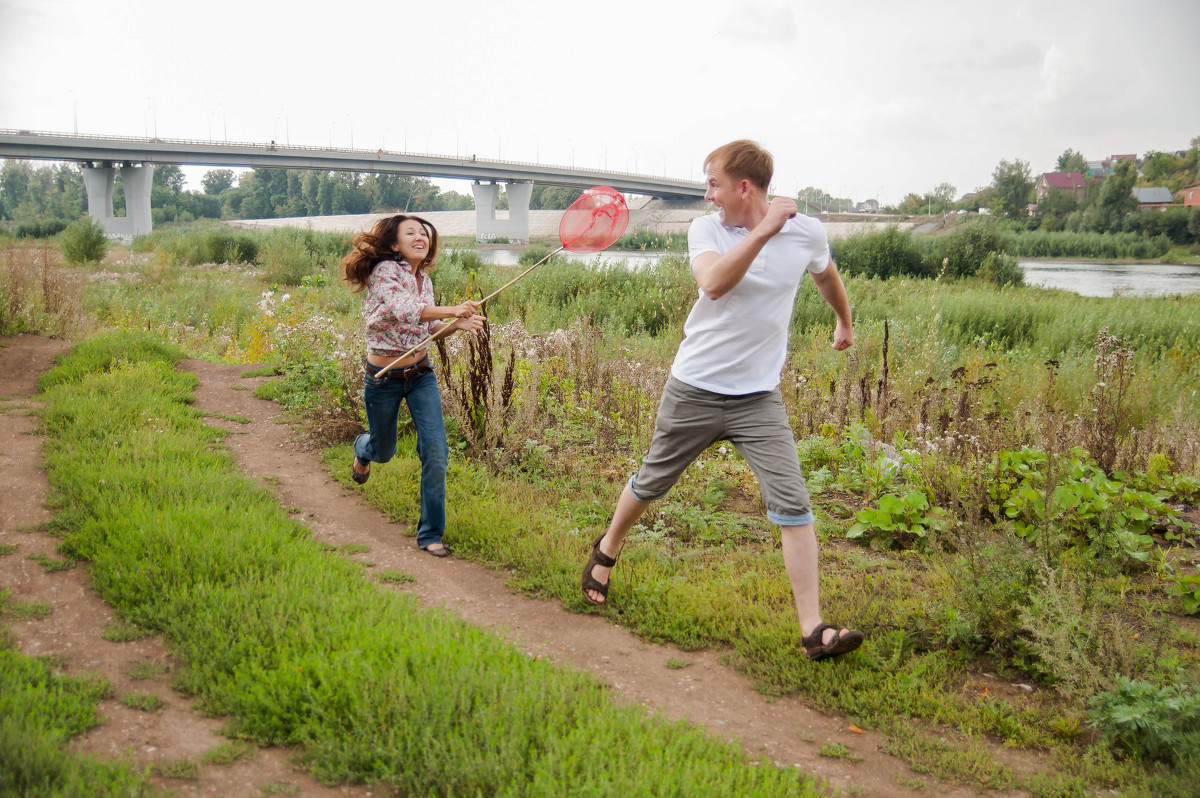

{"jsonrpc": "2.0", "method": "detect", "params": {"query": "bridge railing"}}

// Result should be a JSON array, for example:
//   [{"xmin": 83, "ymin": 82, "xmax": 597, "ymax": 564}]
[{"xmin": 0, "ymin": 128, "xmax": 695, "ymax": 185}]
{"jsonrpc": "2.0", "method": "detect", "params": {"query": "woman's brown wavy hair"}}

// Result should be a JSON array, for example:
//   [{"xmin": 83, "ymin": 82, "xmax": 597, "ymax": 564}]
[{"xmin": 340, "ymin": 214, "xmax": 440, "ymax": 293}]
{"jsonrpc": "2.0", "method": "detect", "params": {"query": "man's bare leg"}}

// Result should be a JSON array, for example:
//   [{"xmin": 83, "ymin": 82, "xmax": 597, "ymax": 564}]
[
  {"xmin": 583, "ymin": 485, "xmax": 650, "ymax": 605},
  {"xmin": 780, "ymin": 523, "xmax": 849, "ymax": 646}
]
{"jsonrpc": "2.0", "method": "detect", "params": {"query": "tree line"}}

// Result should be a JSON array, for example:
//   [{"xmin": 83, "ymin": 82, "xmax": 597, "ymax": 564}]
[
  {"xmin": 797, "ymin": 136, "xmax": 1200, "ymax": 236},
  {"xmin": 0, "ymin": 161, "xmax": 586, "ymax": 232}
]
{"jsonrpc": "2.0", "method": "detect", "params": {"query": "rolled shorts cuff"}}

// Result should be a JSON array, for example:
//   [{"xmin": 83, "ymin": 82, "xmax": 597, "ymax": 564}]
[
  {"xmin": 768, "ymin": 510, "xmax": 815, "ymax": 526},
  {"xmin": 627, "ymin": 475, "xmax": 652, "ymax": 503}
]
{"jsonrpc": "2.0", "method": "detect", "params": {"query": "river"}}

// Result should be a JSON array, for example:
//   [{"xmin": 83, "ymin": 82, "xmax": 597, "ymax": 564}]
[
  {"xmin": 1017, "ymin": 260, "xmax": 1200, "ymax": 297},
  {"xmin": 468, "ymin": 248, "xmax": 1200, "ymax": 298}
]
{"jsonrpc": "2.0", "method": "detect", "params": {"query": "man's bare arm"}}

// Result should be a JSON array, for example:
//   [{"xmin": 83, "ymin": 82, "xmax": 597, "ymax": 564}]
[
  {"xmin": 692, "ymin": 198, "xmax": 797, "ymax": 300},
  {"xmin": 810, "ymin": 258, "xmax": 854, "ymax": 350}
]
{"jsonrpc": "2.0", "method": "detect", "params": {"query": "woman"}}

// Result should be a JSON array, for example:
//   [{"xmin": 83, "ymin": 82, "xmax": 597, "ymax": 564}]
[{"xmin": 341, "ymin": 214, "xmax": 484, "ymax": 557}]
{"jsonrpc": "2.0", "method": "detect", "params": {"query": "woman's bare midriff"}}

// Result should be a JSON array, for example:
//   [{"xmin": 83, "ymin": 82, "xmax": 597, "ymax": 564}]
[{"xmin": 366, "ymin": 350, "xmax": 429, "ymax": 369}]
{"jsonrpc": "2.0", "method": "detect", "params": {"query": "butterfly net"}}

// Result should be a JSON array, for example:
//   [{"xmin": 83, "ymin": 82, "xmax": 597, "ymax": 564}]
[{"xmin": 558, "ymin": 186, "xmax": 630, "ymax": 254}]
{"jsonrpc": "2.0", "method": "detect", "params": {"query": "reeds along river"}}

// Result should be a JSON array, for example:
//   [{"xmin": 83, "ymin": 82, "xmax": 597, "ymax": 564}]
[{"xmin": 473, "ymin": 248, "xmax": 1200, "ymax": 298}]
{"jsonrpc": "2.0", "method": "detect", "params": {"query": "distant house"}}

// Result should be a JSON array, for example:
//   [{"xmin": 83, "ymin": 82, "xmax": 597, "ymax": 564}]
[
  {"xmin": 1179, "ymin": 185, "xmax": 1200, "ymax": 208},
  {"xmin": 1087, "ymin": 160, "xmax": 1112, "ymax": 180},
  {"xmin": 1036, "ymin": 171, "xmax": 1087, "ymax": 204},
  {"xmin": 960, "ymin": 192, "xmax": 978, "ymax": 202},
  {"xmin": 856, "ymin": 199, "xmax": 880, "ymax": 213},
  {"xmin": 1133, "ymin": 186, "xmax": 1174, "ymax": 209}
]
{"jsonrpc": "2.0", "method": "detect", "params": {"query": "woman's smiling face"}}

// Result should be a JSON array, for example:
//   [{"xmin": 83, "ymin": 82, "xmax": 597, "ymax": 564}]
[{"xmin": 394, "ymin": 218, "xmax": 430, "ymax": 266}]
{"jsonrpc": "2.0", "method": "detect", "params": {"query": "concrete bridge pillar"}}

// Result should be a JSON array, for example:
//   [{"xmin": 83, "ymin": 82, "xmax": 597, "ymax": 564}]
[
  {"xmin": 80, "ymin": 162, "xmax": 155, "ymax": 243},
  {"xmin": 471, "ymin": 181, "xmax": 500, "ymax": 242},
  {"xmin": 81, "ymin": 163, "xmax": 115, "ymax": 222},
  {"xmin": 505, "ymin": 181, "xmax": 532, "ymax": 244},
  {"xmin": 471, "ymin": 180, "xmax": 532, "ymax": 244}
]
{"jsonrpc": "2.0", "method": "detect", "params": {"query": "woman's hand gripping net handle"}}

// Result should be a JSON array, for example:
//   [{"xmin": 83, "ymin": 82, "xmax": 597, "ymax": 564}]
[{"xmin": 372, "ymin": 246, "xmax": 564, "ymax": 378}]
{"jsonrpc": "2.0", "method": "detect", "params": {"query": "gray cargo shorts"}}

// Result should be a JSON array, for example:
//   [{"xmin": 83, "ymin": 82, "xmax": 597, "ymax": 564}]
[{"xmin": 629, "ymin": 376, "xmax": 814, "ymax": 526}]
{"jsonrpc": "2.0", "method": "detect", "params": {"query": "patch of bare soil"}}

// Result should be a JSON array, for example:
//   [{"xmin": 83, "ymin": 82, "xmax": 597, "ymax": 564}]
[{"xmin": 1, "ymin": 335, "xmax": 1033, "ymax": 797}]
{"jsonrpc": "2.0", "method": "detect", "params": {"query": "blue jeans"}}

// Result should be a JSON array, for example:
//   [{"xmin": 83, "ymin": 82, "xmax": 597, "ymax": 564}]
[{"xmin": 355, "ymin": 365, "xmax": 449, "ymax": 549}]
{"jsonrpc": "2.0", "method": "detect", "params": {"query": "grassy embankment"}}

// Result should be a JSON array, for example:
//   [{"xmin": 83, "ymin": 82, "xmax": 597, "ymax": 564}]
[{"xmin": 3, "ymin": 225, "xmax": 1200, "ymax": 796}]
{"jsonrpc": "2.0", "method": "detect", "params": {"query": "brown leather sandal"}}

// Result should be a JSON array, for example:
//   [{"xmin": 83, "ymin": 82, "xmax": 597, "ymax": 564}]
[
  {"xmin": 802, "ymin": 623, "xmax": 864, "ymax": 661},
  {"xmin": 581, "ymin": 533, "xmax": 617, "ymax": 606}
]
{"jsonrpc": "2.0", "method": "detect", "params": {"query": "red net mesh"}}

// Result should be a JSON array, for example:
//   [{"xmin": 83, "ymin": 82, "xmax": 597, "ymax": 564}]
[{"xmin": 558, "ymin": 186, "xmax": 630, "ymax": 254}]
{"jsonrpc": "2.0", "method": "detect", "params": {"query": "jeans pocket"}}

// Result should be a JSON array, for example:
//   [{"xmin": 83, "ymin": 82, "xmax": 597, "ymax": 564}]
[{"xmin": 363, "ymin": 372, "xmax": 387, "ymax": 389}]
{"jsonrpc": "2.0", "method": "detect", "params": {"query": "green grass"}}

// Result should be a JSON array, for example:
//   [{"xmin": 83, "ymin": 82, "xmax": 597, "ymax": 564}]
[
  {"xmin": 128, "ymin": 660, "xmax": 171, "ymax": 681},
  {"xmin": 816, "ymin": 743, "xmax": 860, "ymax": 761},
  {"xmin": 152, "ymin": 758, "xmax": 198, "ymax": 780},
  {"xmin": 31, "ymin": 330, "xmax": 821, "ymax": 796},
  {"xmin": 6, "ymin": 601, "xmax": 54, "ymax": 620},
  {"xmin": 119, "ymin": 692, "xmax": 163, "ymax": 712},
  {"xmin": 29, "ymin": 552, "xmax": 76, "ymax": 572},
  {"xmin": 0, "ymin": 542, "xmax": 17, "ymax": 556},
  {"xmin": 204, "ymin": 411, "xmax": 252, "ymax": 424},
  {"xmin": 15, "ymin": 239, "xmax": 1200, "ymax": 794},
  {"xmin": 0, "ymin": 636, "xmax": 147, "ymax": 796},
  {"xmin": 101, "ymin": 621, "xmax": 148, "ymax": 643},
  {"xmin": 375, "ymin": 569, "xmax": 415, "ymax": 585},
  {"xmin": 319, "ymin": 421, "xmax": 1196, "ymax": 794},
  {"xmin": 201, "ymin": 739, "xmax": 255, "ymax": 766}
]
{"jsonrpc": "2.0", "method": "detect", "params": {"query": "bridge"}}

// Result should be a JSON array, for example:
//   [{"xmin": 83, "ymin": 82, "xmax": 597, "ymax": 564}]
[{"xmin": 0, "ymin": 129, "xmax": 706, "ymax": 242}]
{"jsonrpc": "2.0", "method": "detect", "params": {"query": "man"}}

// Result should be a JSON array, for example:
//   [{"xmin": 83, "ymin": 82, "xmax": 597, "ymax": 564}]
[{"xmin": 580, "ymin": 140, "xmax": 863, "ymax": 661}]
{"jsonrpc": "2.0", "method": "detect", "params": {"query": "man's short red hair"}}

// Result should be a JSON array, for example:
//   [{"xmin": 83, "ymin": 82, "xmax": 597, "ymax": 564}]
[{"xmin": 703, "ymin": 140, "xmax": 773, "ymax": 191}]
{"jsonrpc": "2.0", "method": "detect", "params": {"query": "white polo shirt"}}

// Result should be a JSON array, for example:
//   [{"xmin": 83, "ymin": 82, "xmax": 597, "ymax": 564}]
[{"xmin": 672, "ymin": 212, "xmax": 829, "ymax": 395}]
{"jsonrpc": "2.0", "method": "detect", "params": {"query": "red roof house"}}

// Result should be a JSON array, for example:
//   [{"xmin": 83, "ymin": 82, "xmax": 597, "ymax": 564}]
[{"xmin": 1036, "ymin": 171, "xmax": 1087, "ymax": 204}]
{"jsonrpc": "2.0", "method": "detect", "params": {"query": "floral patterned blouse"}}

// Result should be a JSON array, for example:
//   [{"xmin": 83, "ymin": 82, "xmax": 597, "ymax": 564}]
[{"xmin": 362, "ymin": 258, "xmax": 437, "ymax": 357}]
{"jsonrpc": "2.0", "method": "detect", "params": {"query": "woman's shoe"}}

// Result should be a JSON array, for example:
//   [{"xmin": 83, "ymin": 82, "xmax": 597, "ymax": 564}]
[
  {"xmin": 422, "ymin": 543, "xmax": 452, "ymax": 558},
  {"xmin": 351, "ymin": 457, "xmax": 370, "ymax": 485}
]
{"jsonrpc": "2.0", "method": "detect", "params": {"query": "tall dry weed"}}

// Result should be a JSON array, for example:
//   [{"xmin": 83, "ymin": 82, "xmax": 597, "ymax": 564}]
[
  {"xmin": 0, "ymin": 243, "xmax": 88, "ymax": 339},
  {"xmin": 1018, "ymin": 566, "xmax": 1147, "ymax": 702},
  {"xmin": 436, "ymin": 318, "xmax": 667, "ymax": 475}
]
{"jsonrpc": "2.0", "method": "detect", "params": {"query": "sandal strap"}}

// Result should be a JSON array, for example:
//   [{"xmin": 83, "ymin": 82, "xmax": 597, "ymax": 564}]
[
  {"xmin": 581, "ymin": 567, "xmax": 610, "ymax": 597},
  {"xmin": 802, "ymin": 623, "xmax": 834, "ymax": 647},
  {"xmin": 589, "ymin": 534, "xmax": 617, "ymax": 568}
]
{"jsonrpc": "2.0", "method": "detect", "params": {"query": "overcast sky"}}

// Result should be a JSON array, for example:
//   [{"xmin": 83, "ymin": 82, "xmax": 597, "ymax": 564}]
[{"xmin": 2, "ymin": 0, "xmax": 1197, "ymax": 205}]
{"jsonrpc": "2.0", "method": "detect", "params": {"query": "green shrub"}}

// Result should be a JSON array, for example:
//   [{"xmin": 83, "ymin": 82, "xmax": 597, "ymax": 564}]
[
  {"xmin": 977, "ymin": 251, "xmax": 1024, "ymax": 287},
  {"xmin": 847, "ymin": 489, "xmax": 948, "ymax": 550},
  {"xmin": 260, "ymin": 232, "xmax": 319, "ymax": 286},
  {"xmin": 937, "ymin": 219, "xmax": 1013, "ymax": 278},
  {"xmin": 614, "ymin": 230, "xmax": 688, "ymax": 251},
  {"xmin": 1087, "ymin": 677, "xmax": 1200, "ymax": 763},
  {"xmin": 519, "ymin": 243, "xmax": 557, "ymax": 266},
  {"xmin": 16, "ymin": 218, "xmax": 71, "ymax": 239},
  {"xmin": 834, "ymin": 225, "xmax": 934, "ymax": 279},
  {"xmin": 58, "ymin": 217, "xmax": 108, "ymax": 265},
  {"xmin": 1010, "ymin": 230, "xmax": 1173, "ymax": 260}
]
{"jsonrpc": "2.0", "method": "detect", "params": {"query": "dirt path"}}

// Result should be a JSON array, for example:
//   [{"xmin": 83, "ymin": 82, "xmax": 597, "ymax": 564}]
[{"xmin": 1, "ymin": 335, "xmax": 1027, "ymax": 797}]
